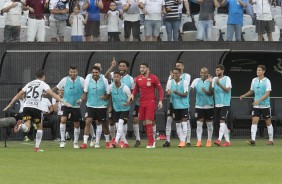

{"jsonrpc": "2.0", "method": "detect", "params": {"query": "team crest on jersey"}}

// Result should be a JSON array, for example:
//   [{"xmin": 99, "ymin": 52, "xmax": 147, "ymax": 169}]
[{"xmin": 147, "ymin": 81, "xmax": 151, "ymax": 86}]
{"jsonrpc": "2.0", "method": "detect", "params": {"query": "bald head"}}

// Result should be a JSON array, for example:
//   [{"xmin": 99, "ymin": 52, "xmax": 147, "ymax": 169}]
[{"xmin": 200, "ymin": 67, "xmax": 209, "ymax": 80}]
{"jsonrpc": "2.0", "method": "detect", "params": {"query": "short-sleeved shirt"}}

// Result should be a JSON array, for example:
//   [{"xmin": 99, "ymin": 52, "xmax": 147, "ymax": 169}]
[
  {"xmin": 22, "ymin": 79, "xmax": 51, "ymax": 110},
  {"xmin": 26, "ymin": 0, "xmax": 47, "ymax": 19},
  {"xmin": 49, "ymin": 0, "xmax": 69, "ymax": 21},
  {"xmin": 86, "ymin": 0, "xmax": 101, "ymax": 21},
  {"xmin": 198, "ymin": 0, "xmax": 215, "ymax": 21},
  {"xmin": 3, "ymin": 1, "xmax": 22, "ymax": 26},
  {"xmin": 226, "ymin": 0, "xmax": 246, "ymax": 25},
  {"xmin": 70, "ymin": 14, "xmax": 85, "ymax": 35},
  {"xmin": 107, "ymin": 10, "xmax": 120, "ymax": 32},
  {"xmin": 143, "ymin": 0, "xmax": 165, "ymax": 20},
  {"xmin": 122, "ymin": 0, "xmax": 140, "ymax": 21},
  {"xmin": 252, "ymin": 0, "xmax": 272, "ymax": 20},
  {"xmin": 250, "ymin": 77, "xmax": 271, "ymax": 108}
]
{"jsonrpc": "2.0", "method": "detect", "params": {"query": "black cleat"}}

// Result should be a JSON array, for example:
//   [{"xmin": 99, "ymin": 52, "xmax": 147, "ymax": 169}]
[
  {"xmin": 134, "ymin": 140, "xmax": 141, "ymax": 147},
  {"xmin": 163, "ymin": 141, "xmax": 170, "ymax": 147},
  {"xmin": 246, "ymin": 140, "xmax": 256, "ymax": 146},
  {"xmin": 186, "ymin": 142, "xmax": 192, "ymax": 147}
]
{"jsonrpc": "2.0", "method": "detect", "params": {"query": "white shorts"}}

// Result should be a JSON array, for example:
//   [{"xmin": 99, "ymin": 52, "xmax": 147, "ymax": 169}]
[{"xmin": 27, "ymin": 18, "xmax": 45, "ymax": 42}]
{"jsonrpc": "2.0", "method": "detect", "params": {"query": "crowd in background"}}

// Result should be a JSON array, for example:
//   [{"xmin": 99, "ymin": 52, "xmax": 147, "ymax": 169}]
[{"xmin": 0, "ymin": 0, "xmax": 281, "ymax": 42}]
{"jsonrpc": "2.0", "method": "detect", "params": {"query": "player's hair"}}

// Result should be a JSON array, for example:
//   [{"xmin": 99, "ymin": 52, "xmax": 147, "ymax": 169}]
[
  {"xmin": 69, "ymin": 65, "xmax": 78, "ymax": 70},
  {"xmin": 113, "ymin": 71, "xmax": 121, "ymax": 75},
  {"xmin": 257, "ymin": 65, "xmax": 266, "ymax": 71},
  {"xmin": 36, "ymin": 69, "xmax": 45, "ymax": 78},
  {"xmin": 175, "ymin": 60, "xmax": 184, "ymax": 66},
  {"xmin": 140, "ymin": 63, "xmax": 149, "ymax": 68},
  {"xmin": 172, "ymin": 68, "xmax": 181, "ymax": 73},
  {"xmin": 92, "ymin": 66, "xmax": 101, "ymax": 72},
  {"xmin": 119, "ymin": 60, "xmax": 130, "ymax": 67},
  {"xmin": 215, "ymin": 64, "xmax": 225, "ymax": 71}
]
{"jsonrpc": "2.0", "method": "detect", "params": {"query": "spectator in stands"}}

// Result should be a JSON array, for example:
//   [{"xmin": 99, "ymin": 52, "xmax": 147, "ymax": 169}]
[
  {"xmin": 122, "ymin": 0, "xmax": 140, "ymax": 42},
  {"xmin": 138, "ymin": 0, "xmax": 165, "ymax": 41},
  {"xmin": 195, "ymin": 0, "xmax": 220, "ymax": 41},
  {"xmin": 164, "ymin": 0, "xmax": 181, "ymax": 41},
  {"xmin": 105, "ymin": 1, "xmax": 122, "ymax": 41},
  {"xmin": 24, "ymin": 0, "xmax": 49, "ymax": 42},
  {"xmin": 221, "ymin": 0, "xmax": 246, "ymax": 41},
  {"xmin": 1, "ymin": 0, "xmax": 23, "ymax": 42},
  {"xmin": 250, "ymin": 0, "xmax": 274, "ymax": 41},
  {"xmin": 83, "ymin": 0, "xmax": 104, "ymax": 42},
  {"xmin": 40, "ymin": 91, "xmax": 58, "ymax": 140},
  {"xmin": 49, "ymin": 0, "xmax": 69, "ymax": 42},
  {"xmin": 69, "ymin": 4, "xmax": 88, "ymax": 42},
  {"xmin": 100, "ymin": 0, "xmax": 111, "ymax": 25}
]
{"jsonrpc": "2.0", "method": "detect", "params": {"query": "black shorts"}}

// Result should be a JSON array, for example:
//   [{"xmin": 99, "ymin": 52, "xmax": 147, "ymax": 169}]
[
  {"xmin": 256, "ymin": 20, "xmax": 275, "ymax": 34},
  {"xmin": 113, "ymin": 110, "xmax": 129, "ymax": 123},
  {"xmin": 23, "ymin": 107, "xmax": 42, "ymax": 124},
  {"xmin": 133, "ymin": 105, "xmax": 139, "ymax": 118},
  {"xmin": 85, "ymin": 21, "xmax": 100, "ymax": 37},
  {"xmin": 86, "ymin": 107, "xmax": 107, "ymax": 122},
  {"xmin": 214, "ymin": 106, "xmax": 230, "ymax": 121},
  {"xmin": 167, "ymin": 103, "xmax": 174, "ymax": 117},
  {"xmin": 61, "ymin": 106, "xmax": 82, "ymax": 122},
  {"xmin": 195, "ymin": 108, "xmax": 214, "ymax": 121},
  {"xmin": 252, "ymin": 108, "xmax": 271, "ymax": 119},
  {"xmin": 172, "ymin": 108, "xmax": 189, "ymax": 121},
  {"xmin": 124, "ymin": 20, "xmax": 140, "ymax": 39}
]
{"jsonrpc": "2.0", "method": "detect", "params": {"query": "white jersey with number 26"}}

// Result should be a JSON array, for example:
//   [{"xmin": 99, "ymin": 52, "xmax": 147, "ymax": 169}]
[{"xmin": 22, "ymin": 79, "xmax": 51, "ymax": 110}]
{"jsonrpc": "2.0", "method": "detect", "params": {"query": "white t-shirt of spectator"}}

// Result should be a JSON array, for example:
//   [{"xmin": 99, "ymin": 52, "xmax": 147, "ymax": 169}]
[
  {"xmin": 252, "ymin": 0, "xmax": 272, "ymax": 20},
  {"xmin": 122, "ymin": 0, "xmax": 140, "ymax": 21},
  {"xmin": 70, "ymin": 14, "xmax": 85, "ymax": 36},
  {"xmin": 22, "ymin": 79, "xmax": 51, "ymax": 110},
  {"xmin": 52, "ymin": 98, "xmax": 63, "ymax": 115},
  {"xmin": 39, "ymin": 97, "xmax": 52, "ymax": 113},
  {"xmin": 3, "ymin": 1, "xmax": 22, "ymax": 26},
  {"xmin": 49, "ymin": 0, "xmax": 69, "ymax": 21},
  {"xmin": 107, "ymin": 10, "xmax": 120, "ymax": 32},
  {"xmin": 142, "ymin": 0, "xmax": 165, "ymax": 20}
]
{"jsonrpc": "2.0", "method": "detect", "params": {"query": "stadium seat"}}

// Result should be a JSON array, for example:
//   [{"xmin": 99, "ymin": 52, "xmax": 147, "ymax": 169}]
[
  {"xmin": 181, "ymin": 31, "xmax": 197, "ymax": 41},
  {"xmin": 0, "ymin": 15, "xmax": 5, "ymax": 28},
  {"xmin": 20, "ymin": 25, "xmax": 27, "ymax": 42},
  {"xmin": 159, "ymin": 25, "xmax": 168, "ymax": 41},
  {"xmin": 193, "ymin": 14, "xmax": 199, "ymax": 29},
  {"xmin": 242, "ymin": 25, "xmax": 257, "ymax": 41},
  {"xmin": 219, "ymin": 24, "xmax": 235, "ymax": 41},
  {"xmin": 64, "ymin": 26, "xmax": 71, "ymax": 42},
  {"xmin": 100, "ymin": 25, "xmax": 108, "ymax": 42},
  {"xmin": 179, "ymin": 13, "xmax": 192, "ymax": 33},
  {"xmin": 214, "ymin": 14, "xmax": 228, "ymax": 29},
  {"xmin": 263, "ymin": 25, "xmax": 280, "ymax": 41},
  {"xmin": 20, "ymin": 15, "xmax": 27, "ymax": 26},
  {"xmin": 45, "ymin": 26, "xmax": 52, "ymax": 42},
  {"xmin": 243, "ymin": 14, "xmax": 253, "ymax": 25},
  {"xmin": 0, "ymin": 27, "xmax": 4, "ymax": 42},
  {"xmin": 211, "ymin": 26, "xmax": 220, "ymax": 41},
  {"xmin": 140, "ymin": 25, "xmax": 145, "ymax": 41},
  {"xmin": 271, "ymin": 6, "xmax": 281, "ymax": 17},
  {"xmin": 274, "ymin": 15, "xmax": 282, "ymax": 40}
]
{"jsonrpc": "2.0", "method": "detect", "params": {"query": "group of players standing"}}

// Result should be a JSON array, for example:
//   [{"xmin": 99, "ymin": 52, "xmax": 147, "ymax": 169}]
[{"xmin": 3, "ymin": 59, "xmax": 274, "ymax": 152}]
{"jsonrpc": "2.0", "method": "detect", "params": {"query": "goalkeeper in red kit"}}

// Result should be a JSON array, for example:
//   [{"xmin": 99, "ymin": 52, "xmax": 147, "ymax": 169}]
[{"xmin": 129, "ymin": 63, "xmax": 164, "ymax": 148}]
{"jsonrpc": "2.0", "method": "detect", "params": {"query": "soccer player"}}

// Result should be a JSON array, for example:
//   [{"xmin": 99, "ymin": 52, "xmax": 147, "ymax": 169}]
[
  {"xmin": 166, "ymin": 68, "xmax": 189, "ymax": 148},
  {"xmin": 3, "ymin": 69, "xmax": 71, "ymax": 152},
  {"xmin": 213, "ymin": 64, "xmax": 232, "ymax": 147},
  {"xmin": 129, "ymin": 63, "xmax": 164, "ymax": 148},
  {"xmin": 53, "ymin": 65, "xmax": 85, "ymax": 149},
  {"xmin": 163, "ymin": 61, "xmax": 191, "ymax": 147},
  {"xmin": 80, "ymin": 66, "xmax": 111, "ymax": 149},
  {"xmin": 240, "ymin": 65, "xmax": 273, "ymax": 146},
  {"xmin": 104, "ymin": 71, "xmax": 132, "ymax": 148},
  {"xmin": 190, "ymin": 68, "xmax": 214, "ymax": 147},
  {"xmin": 105, "ymin": 58, "xmax": 135, "ymax": 147}
]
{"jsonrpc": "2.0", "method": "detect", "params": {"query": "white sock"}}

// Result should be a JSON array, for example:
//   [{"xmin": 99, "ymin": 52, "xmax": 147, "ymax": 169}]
[
  {"xmin": 122, "ymin": 124, "xmax": 128, "ymax": 141},
  {"xmin": 133, "ymin": 124, "xmax": 140, "ymax": 141},
  {"xmin": 218, "ymin": 123, "xmax": 225, "ymax": 141},
  {"xmin": 95, "ymin": 125, "xmax": 102, "ymax": 144},
  {"xmin": 104, "ymin": 134, "xmax": 110, "ymax": 142},
  {"xmin": 83, "ymin": 135, "xmax": 89, "ymax": 144},
  {"xmin": 21, "ymin": 124, "xmax": 29, "ymax": 133},
  {"xmin": 35, "ymin": 130, "xmax": 43, "ymax": 148},
  {"xmin": 181, "ymin": 121, "xmax": 187, "ymax": 142},
  {"xmin": 165, "ymin": 116, "xmax": 172, "ymax": 142},
  {"xmin": 206, "ymin": 121, "xmax": 213, "ymax": 141},
  {"xmin": 90, "ymin": 124, "xmax": 96, "ymax": 139},
  {"xmin": 223, "ymin": 124, "xmax": 230, "ymax": 143},
  {"xmin": 153, "ymin": 124, "xmax": 156, "ymax": 140},
  {"xmin": 251, "ymin": 124, "xmax": 258, "ymax": 141},
  {"xmin": 60, "ymin": 123, "xmax": 66, "ymax": 141},
  {"xmin": 176, "ymin": 123, "xmax": 184, "ymax": 142},
  {"xmin": 186, "ymin": 120, "xmax": 191, "ymax": 143},
  {"xmin": 267, "ymin": 124, "xmax": 273, "ymax": 142},
  {"xmin": 109, "ymin": 125, "xmax": 116, "ymax": 139},
  {"xmin": 115, "ymin": 119, "xmax": 124, "ymax": 144},
  {"xmin": 196, "ymin": 121, "xmax": 203, "ymax": 141},
  {"xmin": 73, "ymin": 128, "xmax": 80, "ymax": 144}
]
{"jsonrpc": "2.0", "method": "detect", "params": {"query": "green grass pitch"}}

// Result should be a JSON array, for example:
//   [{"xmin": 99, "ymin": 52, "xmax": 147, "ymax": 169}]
[{"xmin": 0, "ymin": 139, "xmax": 281, "ymax": 184}]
